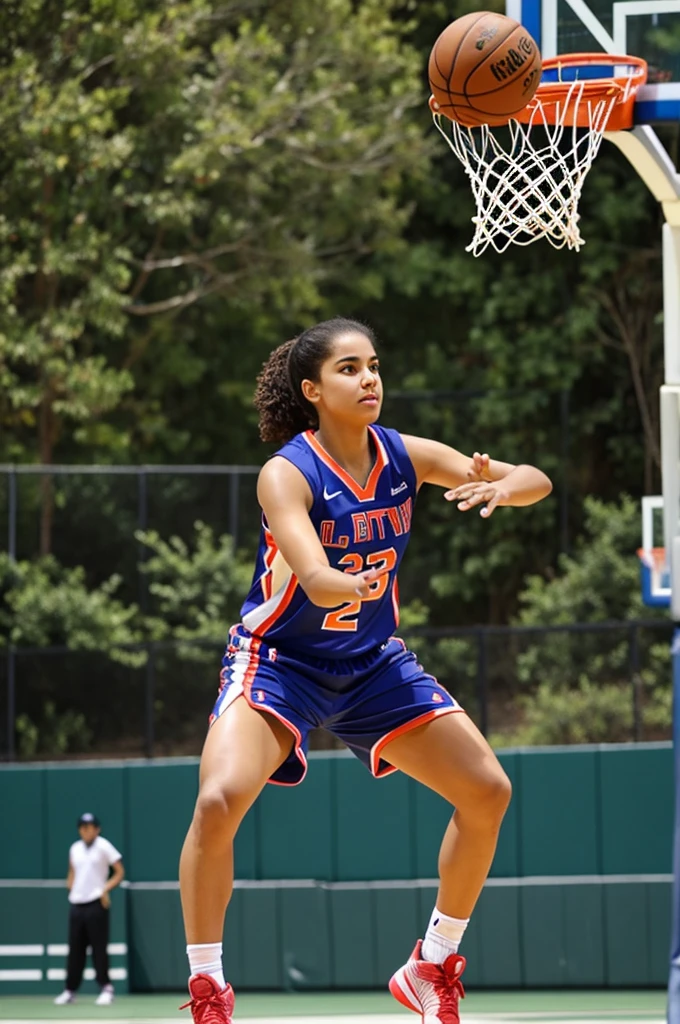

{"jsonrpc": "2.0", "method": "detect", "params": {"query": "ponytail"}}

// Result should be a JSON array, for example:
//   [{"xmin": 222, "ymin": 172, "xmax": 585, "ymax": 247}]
[
  {"xmin": 254, "ymin": 317, "xmax": 376, "ymax": 444},
  {"xmin": 253, "ymin": 340, "xmax": 311, "ymax": 443}
]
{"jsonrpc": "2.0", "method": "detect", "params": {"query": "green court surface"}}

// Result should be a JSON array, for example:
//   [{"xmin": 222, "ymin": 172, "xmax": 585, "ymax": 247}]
[{"xmin": 0, "ymin": 990, "xmax": 667, "ymax": 1023}]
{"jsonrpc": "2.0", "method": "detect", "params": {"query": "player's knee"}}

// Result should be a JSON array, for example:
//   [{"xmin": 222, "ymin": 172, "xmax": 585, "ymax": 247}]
[
  {"xmin": 192, "ymin": 783, "xmax": 245, "ymax": 842},
  {"xmin": 487, "ymin": 769, "xmax": 512, "ymax": 819},
  {"xmin": 457, "ymin": 768, "xmax": 512, "ymax": 825}
]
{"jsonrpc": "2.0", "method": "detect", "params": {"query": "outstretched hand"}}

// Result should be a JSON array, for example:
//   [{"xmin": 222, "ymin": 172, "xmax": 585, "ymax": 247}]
[
  {"xmin": 444, "ymin": 480, "xmax": 507, "ymax": 517},
  {"xmin": 467, "ymin": 451, "xmax": 492, "ymax": 482}
]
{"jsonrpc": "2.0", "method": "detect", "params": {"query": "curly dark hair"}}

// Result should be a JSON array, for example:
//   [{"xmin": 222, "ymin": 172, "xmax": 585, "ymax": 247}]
[{"xmin": 254, "ymin": 317, "xmax": 376, "ymax": 443}]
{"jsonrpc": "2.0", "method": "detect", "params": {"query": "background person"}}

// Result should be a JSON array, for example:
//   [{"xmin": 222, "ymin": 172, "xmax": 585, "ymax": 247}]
[{"xmin": 53, "ymin": 812, "xmax": 125, "ymax": 1007}]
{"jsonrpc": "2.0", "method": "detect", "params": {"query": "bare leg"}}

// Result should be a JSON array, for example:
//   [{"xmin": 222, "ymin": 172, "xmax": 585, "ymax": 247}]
[
  {"xmin": 179, "ymin": 697, "xmax": 294, "ymax": 942},
  {"xmin": 382, "ymin": 712, "xmax": 511, "ymax": 919}
]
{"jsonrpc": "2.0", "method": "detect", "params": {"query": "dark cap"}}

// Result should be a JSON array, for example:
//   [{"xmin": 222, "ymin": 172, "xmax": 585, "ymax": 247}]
[{"xmin": 77, "ymin": 812, "xmax": 100, "ymax": 827}]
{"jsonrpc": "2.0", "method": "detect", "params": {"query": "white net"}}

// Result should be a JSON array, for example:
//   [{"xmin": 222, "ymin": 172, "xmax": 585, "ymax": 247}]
[{"xmin": 433, "ymin": 73, "xmax": 638, "ymax": 256}]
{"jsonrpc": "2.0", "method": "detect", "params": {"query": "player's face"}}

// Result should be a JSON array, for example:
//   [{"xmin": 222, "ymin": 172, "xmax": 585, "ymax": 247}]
[
  {"xmin": 78, "ymin": 824, "xmax": 100, "ymax": 845},
  {"xmin": 305, "ymin": 332, "xmax": 382, "ymax": 424}
]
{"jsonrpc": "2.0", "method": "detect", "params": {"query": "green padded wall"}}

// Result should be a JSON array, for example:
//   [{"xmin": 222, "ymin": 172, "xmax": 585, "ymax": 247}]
[
  {"xmin": 0, "ymin": 884, "xmax": 128, "ymax": 995},
  {"xmin": 240, "ymin": 888, "xmax": 281, "ymax": 989},
  {"xmin": 127, "ymin": 888, "xmax": 184, "ymax": 991},
  {"xmin": 518, "ymin": 749, "xmax": 600, "ymax": 875},
  {"xmin": 492, "ymin": 752, "xmax": 520, "ymax": 876},
  {"xmin": 0, "ymin": 886, "xmax": 46, "ymax": 991},
  {"xmin": 521, "ymin": 883, "xmax": 605, "ymax": 986},
  {"xmin": 0, "ymin": 766, "xmax": 45, "ymax": 877},
  {"xmin": 279, "ymin": 887, "xmax": 332, "ymax": 988},
  {"xmin": 44, "ymin": 765, "xmax": 126, "ymax": 878},
  {"xmin": 0, "ymin": 743, "xmax": 674, "ymax": 884},
  {"xmin": 648, "ymin": 881, "xmax": 673, "ymax": 986},
  {"xmin": 121, "ymin": 877, "xmax": 671, "ymax": 992},
  {"xmin": 257, "ymin": 757, "xmax": 334, "ymax": 879},
  {"xmin": 473, "ymin": 886, "xmax": 522, "ymax": 987},
  {"xmin": 1, "ymin": 878, "xmax": 672, "ymax": 993},
  {"xmin": 124, "ymin": 763, "xmax": 198, "ymax": 882},
  {"xmin": 2, "ymin": 745, "xmax": 674, "ymax": 994},
  {"xmin": 373, "ymin": 886, "xmax": 420, "ymax": 983},
  {"xmin": 328, "ymin": 888, "xmax": 376, "ymax": 987},
  {"xmin": 411, "ymin": 752, "xmax": 519, "ymax": 879},
  {"xmin": 335, "ymin": 759, "xmax": 414, "ymax": 880},
  {"xmin": 604, "ymin": 881, "xmax": 671, "ymax": 985},
  {"xmin": 599, "ymin": 746, "xmax": 673, "ymax": 874}
]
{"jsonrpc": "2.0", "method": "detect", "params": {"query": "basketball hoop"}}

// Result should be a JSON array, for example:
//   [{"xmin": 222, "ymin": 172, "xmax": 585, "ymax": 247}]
[
  {"xmin": 432, "ymin": 53, "xmax": 648, "ymax": 255},
  {"xmin": 637, "ymin": 546, "xmax": 671, "ymax": 607}
]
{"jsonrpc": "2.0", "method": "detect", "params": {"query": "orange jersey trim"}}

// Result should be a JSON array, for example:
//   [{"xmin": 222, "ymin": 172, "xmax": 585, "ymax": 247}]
[
  {"xmin": 302, "ymin": 426, "xmax": 388, "ymax": 502},
  {"xmin": 370, "ymin": 706, "xmax": 464, "ymax": 777}
]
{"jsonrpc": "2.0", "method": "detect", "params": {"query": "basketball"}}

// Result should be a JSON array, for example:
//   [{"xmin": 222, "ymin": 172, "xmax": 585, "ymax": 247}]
[{"xmin": 428, "ymin": 11, "xmax": 542, "ymax": 127}]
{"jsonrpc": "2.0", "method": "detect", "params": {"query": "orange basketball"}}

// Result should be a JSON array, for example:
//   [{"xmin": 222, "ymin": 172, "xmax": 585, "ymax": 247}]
[{"xmin": 428, "ymin": 11, "xmax": 542, "ymax": 127}]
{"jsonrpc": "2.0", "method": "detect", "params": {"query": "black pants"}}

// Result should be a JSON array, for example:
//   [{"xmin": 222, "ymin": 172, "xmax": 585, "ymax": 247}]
[{"xmin": 65, "ymin": 899, "xmax": 110, "ymax": 991}]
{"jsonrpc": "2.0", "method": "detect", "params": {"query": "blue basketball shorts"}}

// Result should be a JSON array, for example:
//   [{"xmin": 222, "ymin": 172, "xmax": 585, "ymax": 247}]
[{"xmin": 210, "ymin": 624, "xmax": 464, "ymax": 786}]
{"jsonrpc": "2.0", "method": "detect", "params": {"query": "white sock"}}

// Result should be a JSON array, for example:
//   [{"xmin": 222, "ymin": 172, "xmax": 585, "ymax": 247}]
[
  {"xmin": 187, "ymin": 943, "xmax": 225, "ymax": 989},
  {"xmin": 421, "ymin": 907, "xmax": 469, "ymax": 963}
]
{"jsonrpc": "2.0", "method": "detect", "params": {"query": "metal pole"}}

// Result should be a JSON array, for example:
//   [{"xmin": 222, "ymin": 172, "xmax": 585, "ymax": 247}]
[
  {"xmin": 6, "ymin": 647, "xmax": 15, "ymax": 761},
  {"xmin": 229, "ymin": 471, "xmax": 240, "ymax": 549},
  {"xmin": 8, "ymin": 467, "xmax": 16, "ymax": 564},
  {"xmin": 629, "ymin": 623, "xmax": 642, "ymax": 742},
  {"xmin": 6, "ymin": 470, "xmax": 17, "ymax": 760},
  {"xmin": 667, "ymin": 629, "xmax": 680, "ymax": 1024},
  {"xmin": 559, "ymin": 389, "xmax": 570, "ymax": 555},
  {"xmin": 144, "ymin": 644, "xmax": 155, "ymax": 759},
  {"xmin": 137, "ymin": 470, "xmax": 148, "ymax": 613},
  {"xmin": 476, "ymin": 630, "xmax": 489, "ymax": 737}
]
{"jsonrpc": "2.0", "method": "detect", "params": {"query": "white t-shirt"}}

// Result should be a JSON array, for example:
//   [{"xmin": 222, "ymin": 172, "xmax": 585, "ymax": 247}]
[{"xmin": 68, "ymin": 836, "xmax": 122, "ymax": 904}]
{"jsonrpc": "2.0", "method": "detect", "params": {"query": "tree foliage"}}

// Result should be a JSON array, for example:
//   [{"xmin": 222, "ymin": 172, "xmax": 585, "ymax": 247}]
[
  {"xmin": 0, "ymin": 0, "xmax": 673, "ymax": 755},
  {"xmin": 0, "ymin": 0, "xmax": 429, "ymax": 549},
  {"xmin": 488, "ymin": 497, "xmax": 671, "ymax": 746},
  {"xmin": 0, "ymin": 552, "xmax": 143, "ymax": 663},
  {"xmin": 139, "ymin": 521, "xmax": 252, "ymax": 657}
]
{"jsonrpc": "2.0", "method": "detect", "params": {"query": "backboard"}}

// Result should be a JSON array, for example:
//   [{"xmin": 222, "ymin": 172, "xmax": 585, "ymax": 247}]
[
  {"xmin": 507, "ymin": 0, "xmax": 680, "ymax": 122},
  {"xmin": 640, "ymin": 494, "xmax": 671, "ymax": 606}
]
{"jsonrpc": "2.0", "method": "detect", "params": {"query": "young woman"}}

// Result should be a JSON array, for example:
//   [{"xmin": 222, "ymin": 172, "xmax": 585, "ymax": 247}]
[{"xmin": 179, "ymin": 317, "xmax": 552, "ymax": 1024}]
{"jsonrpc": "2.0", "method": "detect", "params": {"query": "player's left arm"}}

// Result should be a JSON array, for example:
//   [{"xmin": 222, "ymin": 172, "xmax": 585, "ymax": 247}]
[
  {"xmin": 105, "ymin": 859, "xmax": 125, "ymax": 893},
  {"xmin": 100, "ymin": 858, "xmax": 125, "ymax": 909},
  {"xmin": 401, "ymin": 434, "xmax": 552, "ymax": 517}
]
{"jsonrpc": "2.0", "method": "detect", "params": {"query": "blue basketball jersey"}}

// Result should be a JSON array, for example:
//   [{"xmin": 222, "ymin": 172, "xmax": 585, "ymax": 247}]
[{"xmin": 240, "ymin": 425, "xmax": 417, "ymax": 657}]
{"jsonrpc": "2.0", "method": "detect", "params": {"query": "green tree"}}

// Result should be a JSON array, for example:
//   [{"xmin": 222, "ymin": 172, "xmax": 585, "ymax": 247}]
[
  {"xmin": 0, "ymin": 553, "xmax": 143, "ymax": 660},
  {"xmin": 488, "ymin": 496, "xmax": 672, "ymax": 745},
  {"xmin": 0, "ymin": 550, "xmax": 144, "ymax": 756},
  {"xmin": 0, "ymin": 0, "xmax": 429, "ymax": 547},
  {"xmin": 139, "ymin": 521, "xmax": 252, "ymax": 658}
]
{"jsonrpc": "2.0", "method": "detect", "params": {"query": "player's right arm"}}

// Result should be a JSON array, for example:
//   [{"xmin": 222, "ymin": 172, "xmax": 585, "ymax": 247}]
[
  {"xmin": 66, "ymin": 860, "xmax": 74, "ymax": 892},
  {"xmin": 257, "ymin": 457, "xmax": 389, "ymax": 608}
]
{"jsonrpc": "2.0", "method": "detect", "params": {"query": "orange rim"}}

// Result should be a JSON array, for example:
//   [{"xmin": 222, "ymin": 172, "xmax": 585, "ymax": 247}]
[
  {"xmin": 516, "ymin": 53, "xmax": 648, "ymax": 130},
  {"xmin": 637, "ymin": 546, "xmax": 666, "ymax": 569}
]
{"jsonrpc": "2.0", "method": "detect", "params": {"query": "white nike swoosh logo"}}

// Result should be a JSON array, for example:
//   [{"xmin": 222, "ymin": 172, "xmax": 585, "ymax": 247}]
[
  {"xmin": 391, "ymin": 481, "xmax": 408, "ymax": 496},
  {"xmin": 323, "ymin": 487, "xmax": 343, "ymax": 500}
]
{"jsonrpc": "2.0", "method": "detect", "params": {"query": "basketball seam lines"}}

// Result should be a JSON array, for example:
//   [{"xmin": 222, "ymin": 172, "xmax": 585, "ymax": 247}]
[
  {"xmin": 442, "ymin": 57, "xmax": 541, "ymax": 101},
  {"xmin": 462, "ymin": 25, "xmax": 526, "ymax": 97},
  {"xmin": 432, "ymin": 41, "xmax": 448, "ymax": 86},
  {"xmin": 447, "ymin": 11, "xmax": 487, "ymax": 96}
]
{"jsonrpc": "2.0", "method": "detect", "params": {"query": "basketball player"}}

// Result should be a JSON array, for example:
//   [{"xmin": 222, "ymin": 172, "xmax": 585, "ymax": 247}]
[{"xmin": 179, "ymin": 318, "xmax": 552, "ymax": 1024}]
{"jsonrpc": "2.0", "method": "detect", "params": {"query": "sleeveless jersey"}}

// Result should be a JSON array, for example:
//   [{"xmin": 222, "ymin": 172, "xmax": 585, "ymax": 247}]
[{"xmin": 240, "ymin": 425, "xmax": 417, "ymax": 658}]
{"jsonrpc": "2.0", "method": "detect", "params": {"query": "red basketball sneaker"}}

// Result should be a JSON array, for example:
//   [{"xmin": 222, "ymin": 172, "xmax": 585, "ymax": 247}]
[
  {"xmin": 389, "ymin": 940, "xmax": 466, "ymax": 1024},
  {"xmin": 180, "ymin": 974, "xmax": 234, "ymax": 1024}
]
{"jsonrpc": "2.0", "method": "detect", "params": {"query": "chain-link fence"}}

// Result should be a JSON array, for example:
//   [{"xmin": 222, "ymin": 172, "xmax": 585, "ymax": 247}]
[
  {"xmin": 0, "ymin": 619, "xmax": 673, "ymax": 761},
  {"xmin": 0, "ymin": 454, "xmax": 671, "ymax": 761},
  {"xmin": 0, "ymin": 465, "xmax": 261, "ymax": 606}
]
